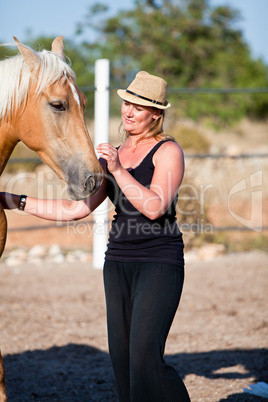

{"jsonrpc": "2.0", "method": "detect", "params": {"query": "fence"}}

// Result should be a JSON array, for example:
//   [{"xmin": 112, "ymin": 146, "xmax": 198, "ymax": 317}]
[
  {"xmin": 2, "ymin": 63, "xmax": 268, "ymax": 267},
  {"xmin": 4, "ymin": 152, "xmax": 268, "ymax": 234}
]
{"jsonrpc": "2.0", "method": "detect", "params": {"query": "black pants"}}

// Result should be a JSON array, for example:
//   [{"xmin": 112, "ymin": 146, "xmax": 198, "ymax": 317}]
[{"xmin": 103, "ymin": 260, "xmax": 190, "ymax": 402}]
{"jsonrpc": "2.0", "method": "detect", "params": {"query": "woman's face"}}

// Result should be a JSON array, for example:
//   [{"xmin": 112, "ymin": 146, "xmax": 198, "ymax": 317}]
[{"xmin": 121, "ymin": 101, "xmax": 160, "ymax": 135}]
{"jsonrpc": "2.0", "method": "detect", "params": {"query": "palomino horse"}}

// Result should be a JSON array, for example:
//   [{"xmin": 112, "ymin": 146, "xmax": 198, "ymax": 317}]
[{"xmin": 0, "ymin": 36, "xmax": 103, "ymax": 401}]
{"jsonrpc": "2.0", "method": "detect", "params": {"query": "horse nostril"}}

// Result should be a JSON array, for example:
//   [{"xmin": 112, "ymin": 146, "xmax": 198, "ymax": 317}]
[{"xmin": 84, "ymin": 175, "xmax": 96, "ymax": 194}]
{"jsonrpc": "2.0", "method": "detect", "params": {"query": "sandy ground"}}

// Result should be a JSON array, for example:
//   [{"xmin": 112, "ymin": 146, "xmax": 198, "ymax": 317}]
[
  {"xmin": 0, "ymin": 118, "xmax": 267, "ymax": 400},
  {"xmin": 0, "ymin": 250, "xmax": 267, "ymax": 401}
]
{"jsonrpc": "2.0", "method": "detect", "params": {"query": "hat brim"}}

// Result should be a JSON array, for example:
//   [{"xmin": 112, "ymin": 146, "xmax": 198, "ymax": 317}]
[{"xmin": 117, "ymin": 89, "xmax": 171, "ymax": 110}]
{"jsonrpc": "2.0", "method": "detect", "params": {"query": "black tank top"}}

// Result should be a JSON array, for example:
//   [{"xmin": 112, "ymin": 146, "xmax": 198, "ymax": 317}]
[{"xmin": 104, "ymin": 140, "xmax": 184, "ymax": 266}]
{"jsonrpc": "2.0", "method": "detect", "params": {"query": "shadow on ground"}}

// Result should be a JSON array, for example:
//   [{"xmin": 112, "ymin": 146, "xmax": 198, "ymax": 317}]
[
  {"xmin": 167, "ymin": 348, "xmax": 268, "ymax": 402},
  {"xmin": 4, "ymin": 345, "xmax": 267, "ymax": 401}
]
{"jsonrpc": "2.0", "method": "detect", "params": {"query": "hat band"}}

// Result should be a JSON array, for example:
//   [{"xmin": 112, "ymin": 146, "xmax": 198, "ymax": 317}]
[{"xmin": 126, "ymin": 90, "xmax": 167, "ymax": 106}]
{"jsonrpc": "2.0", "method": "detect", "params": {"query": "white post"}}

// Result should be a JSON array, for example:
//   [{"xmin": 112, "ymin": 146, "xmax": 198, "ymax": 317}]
[{"xmin": 93, "ymin": 59, "xmax": 110, "ymax": 269}]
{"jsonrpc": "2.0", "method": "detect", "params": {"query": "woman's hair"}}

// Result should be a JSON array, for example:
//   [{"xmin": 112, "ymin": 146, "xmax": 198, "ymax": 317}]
[{"xmin": 119, "ymin": 109, "xmax": 176, "ymax": 144}]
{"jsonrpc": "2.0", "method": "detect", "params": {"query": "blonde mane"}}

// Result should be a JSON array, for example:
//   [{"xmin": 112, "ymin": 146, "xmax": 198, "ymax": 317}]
[{"xmin": 0, "ymin": 48, "xmax": 76, "ymax": 122}]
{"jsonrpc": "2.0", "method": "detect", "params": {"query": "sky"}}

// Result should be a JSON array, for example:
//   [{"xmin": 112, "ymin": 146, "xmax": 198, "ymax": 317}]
[{"xmin": 1, "ymin": 0, "xmax": 268, "ymax": 64}]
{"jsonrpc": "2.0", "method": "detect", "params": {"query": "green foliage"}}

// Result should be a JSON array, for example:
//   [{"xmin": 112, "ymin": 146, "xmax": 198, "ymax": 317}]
[
  {"xmin": 0, "ymin": 44, "xmax": 17, "ymax": 60},
  {"xmin": 1, "ymin": 0, "xmax": 268, "ymax": 124},
  {"xmin": 76, "ymin": 0, "xmax": 268, "ymax": 124}
]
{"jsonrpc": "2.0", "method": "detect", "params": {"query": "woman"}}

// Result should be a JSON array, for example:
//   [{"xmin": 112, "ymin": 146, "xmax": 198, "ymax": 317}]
[{"xmin": 1, "ymin": 71, "xmax": 190, "ymax": 401}]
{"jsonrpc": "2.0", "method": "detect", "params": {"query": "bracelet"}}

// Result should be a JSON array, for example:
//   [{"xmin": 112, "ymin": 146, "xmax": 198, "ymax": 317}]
[{"xmin": 18, "ymin": 195, "xmax": 27, "ymax": 211}]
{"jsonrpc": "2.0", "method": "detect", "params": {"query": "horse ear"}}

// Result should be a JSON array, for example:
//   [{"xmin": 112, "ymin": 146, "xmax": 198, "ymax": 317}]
[
  {"xmin": 13, "ymin": 36, "xmax": 41, "ymax": 71},
  {"xmin": 51, "ymin": 36, "xmax": 65, "ymax": 61}
]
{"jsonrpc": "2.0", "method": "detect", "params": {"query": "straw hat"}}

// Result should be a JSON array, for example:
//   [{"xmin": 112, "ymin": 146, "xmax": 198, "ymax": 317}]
[{"xmin": 117, "ymin": 71, "xmax": 171, "ymax": 109}]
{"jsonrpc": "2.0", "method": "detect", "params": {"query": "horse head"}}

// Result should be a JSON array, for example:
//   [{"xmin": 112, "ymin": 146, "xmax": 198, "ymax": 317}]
[{"xmin": 9, "ymin": 37, "xmax": 103, "ymax": 200}]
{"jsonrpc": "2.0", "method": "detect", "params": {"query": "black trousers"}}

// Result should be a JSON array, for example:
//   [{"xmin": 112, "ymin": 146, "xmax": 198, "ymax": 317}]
[{"xmin": 103, "ymin": 260, "xmax": 190, "ymax": 402}]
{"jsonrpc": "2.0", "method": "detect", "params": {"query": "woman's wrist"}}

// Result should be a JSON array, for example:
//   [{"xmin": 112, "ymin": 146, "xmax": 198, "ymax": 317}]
[
  {"xmin": 18, "ymin": 195, "xmax": 27, "ymax": 211},
  {"xmin": 111, "ymin": 165, "xmax": 124, "ymax": 178}
]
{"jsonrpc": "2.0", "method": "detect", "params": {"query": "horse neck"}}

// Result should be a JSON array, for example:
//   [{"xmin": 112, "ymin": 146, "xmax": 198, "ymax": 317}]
[{"xmin": 0, "ymin": 123, "xmax": 18, "ymax": 175}]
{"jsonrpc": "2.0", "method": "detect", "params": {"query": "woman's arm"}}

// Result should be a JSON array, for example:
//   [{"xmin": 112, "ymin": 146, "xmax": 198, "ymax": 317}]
[
  {"xmin": 96, "ymin": 141, "xmax": 184, "ymax": 220},
  {"xmin": 0, "ymin": 192, "xmax": 86, "ymax": 221},
  {"xmin": 0, "ymin": 167, "xmax": 108, "ymax": 222}
]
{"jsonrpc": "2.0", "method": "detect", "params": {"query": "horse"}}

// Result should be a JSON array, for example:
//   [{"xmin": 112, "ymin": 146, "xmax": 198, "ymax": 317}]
[{"xmin": 0, "ymin": 36, "xmax": 104, "ymax": 401}]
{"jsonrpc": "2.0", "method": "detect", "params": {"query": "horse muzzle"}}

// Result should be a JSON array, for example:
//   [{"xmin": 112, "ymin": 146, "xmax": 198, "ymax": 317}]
[{"xmin": 67, "ymin": 172, "xmax": 103, "ymax": 200}]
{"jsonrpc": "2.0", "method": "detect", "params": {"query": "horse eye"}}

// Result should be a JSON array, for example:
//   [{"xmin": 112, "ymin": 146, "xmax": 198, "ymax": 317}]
[{"xmin": 50, "ymin": 102, "xmax": 66, "ymax": 112}]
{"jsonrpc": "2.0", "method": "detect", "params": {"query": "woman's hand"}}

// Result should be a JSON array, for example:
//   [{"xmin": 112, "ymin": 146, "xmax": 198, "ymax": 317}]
[{"xmin": 96, "ymin": 143, "xmax": 122, "ymax": 174}]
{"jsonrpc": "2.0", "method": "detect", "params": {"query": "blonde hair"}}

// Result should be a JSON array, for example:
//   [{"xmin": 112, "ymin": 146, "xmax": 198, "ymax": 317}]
[
  {"xmin": 0, "ymin": 49, "xmax": 75, "ymax": 122},
  {"xmin": 119, "ymin": 110, "xmax": 176, "ymax": 144}
]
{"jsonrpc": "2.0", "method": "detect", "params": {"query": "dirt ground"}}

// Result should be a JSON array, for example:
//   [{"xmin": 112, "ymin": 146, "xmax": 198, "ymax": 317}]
[
  {"xmin": 0, "ymin": 249, "xmax": 267, "ymax": 402},
  {"xmin": 0, "ymin": 118, "xmax": 267, "ymax": 401}
]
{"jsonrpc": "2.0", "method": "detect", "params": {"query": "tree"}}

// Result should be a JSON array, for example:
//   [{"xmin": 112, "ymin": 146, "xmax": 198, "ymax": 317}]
[
  {"xmin": 77, "ymin": 0, "xmax": 268, "ymax": 124},
  {"xmin": 0, "ymin": 42, "xmax": 17, "ymax": 60}
]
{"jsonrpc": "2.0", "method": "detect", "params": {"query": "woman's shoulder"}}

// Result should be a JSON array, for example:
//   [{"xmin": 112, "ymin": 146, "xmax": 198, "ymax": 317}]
[
  {"xmin": 152, "ymin": 139, "xmax": 184, "ymax": 168},
  {"xmin": 157, "ymin": 138, "xmax": 184, "ymax": 157}
]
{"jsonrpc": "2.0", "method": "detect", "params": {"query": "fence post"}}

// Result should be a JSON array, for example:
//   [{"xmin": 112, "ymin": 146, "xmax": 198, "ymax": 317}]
[{"xmin": 93, "ymin": 59, "xmax": 110, "ymax": 269}]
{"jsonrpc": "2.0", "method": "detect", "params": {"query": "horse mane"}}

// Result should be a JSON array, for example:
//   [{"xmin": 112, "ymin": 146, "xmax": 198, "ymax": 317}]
[{"xmin": 0, "ymin": 47, "xmax": 76, "ymax": 122}]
